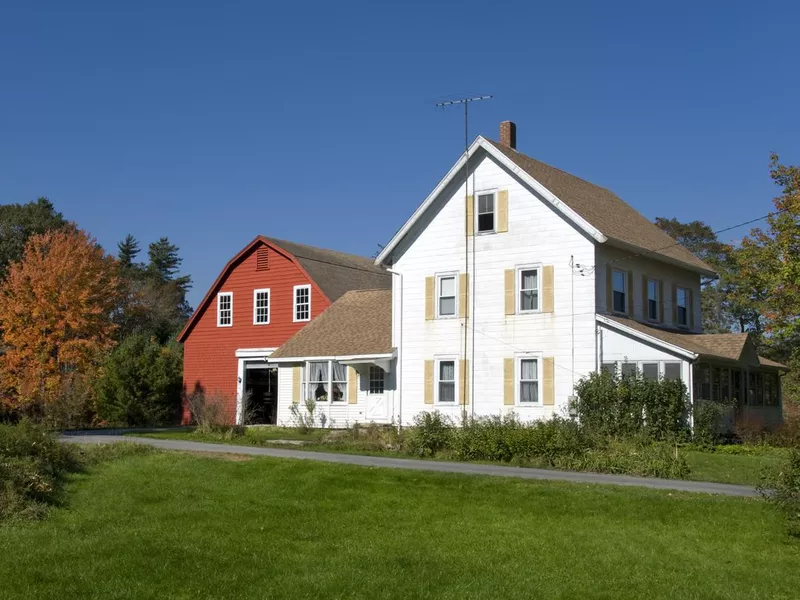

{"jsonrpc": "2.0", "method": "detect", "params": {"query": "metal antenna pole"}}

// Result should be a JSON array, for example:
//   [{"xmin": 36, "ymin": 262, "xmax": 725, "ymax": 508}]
[{"xmin": 435, "ymin": 95, "xmax": 492, "ymax": 421}]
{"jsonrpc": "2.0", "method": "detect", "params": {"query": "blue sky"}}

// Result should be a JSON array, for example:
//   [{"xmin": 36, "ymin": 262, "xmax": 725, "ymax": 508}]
[{"xmin": 1, "ymin": 0, "xmax": 797, "ymax": 307}]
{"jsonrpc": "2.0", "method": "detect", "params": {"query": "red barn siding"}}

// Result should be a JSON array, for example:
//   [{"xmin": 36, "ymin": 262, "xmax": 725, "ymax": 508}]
[{"xmin": 181, "ymin": 242, "xmax": 329, "ymax": 423}]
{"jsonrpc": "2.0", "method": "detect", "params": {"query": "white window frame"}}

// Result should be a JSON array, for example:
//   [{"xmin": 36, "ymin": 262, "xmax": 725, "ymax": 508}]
[
  {"xmin": 253, "ymin": 288, "xmax": 270, "ymax": 325},
  {"xmin": 436, "ymin": 273, "xmax": 458, "ymax": 319},
  {"xmin": 515, "ymin": 352, "xmax": 543, "ymax": 406},
  {"xmin": 516, "ymin": 264, "xmax": 542, "ymax": 314},
  {"xmin": 475, "ymin": 190, "xmax": 497, "ymax": 234},
  {"xmin": 601, "ymin": 360, "xmax": 684, "ymax": 382},
  {"xmin": 647, "ymin": 278, "xmax": 659, "ymax": 321},
  {"xmin": 217, "ymin": 292, "xmax": 233, "ymax": 327},
  {"xmin": 663, "ymin": 362, "xmax": 682, "ymax": 381},
  {"xmin": 303, "ymin": 359, "xmax": 348, "ymax": 403},
  {"xmin": 676, "ymin": 286, "xmax": 689, "ymax": 328},
  {"xmin": 612, "ymin": 269, "xmax": 627, "ymax": 314},
  {"xmin": 368, "ymin": 366, "xmax": 385, "ymax": 395},
  {"xmin": 293, "ymin": 284, "xmax": 311, "ymax": 322},
  {"xmin": 434, "ymin": 356, "xmax": 458, "ymax": 405}
]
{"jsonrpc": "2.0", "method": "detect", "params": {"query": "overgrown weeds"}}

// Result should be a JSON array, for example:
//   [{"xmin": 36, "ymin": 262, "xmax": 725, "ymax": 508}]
[{"xmin": 759, "ymin": 448, "xmax": 800, "ymax": 538}]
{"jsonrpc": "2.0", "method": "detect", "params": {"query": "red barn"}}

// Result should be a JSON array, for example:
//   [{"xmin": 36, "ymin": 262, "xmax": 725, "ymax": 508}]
[{"xmin": 177, "ymin": 236, "xmax": 390, "ymax": 424}]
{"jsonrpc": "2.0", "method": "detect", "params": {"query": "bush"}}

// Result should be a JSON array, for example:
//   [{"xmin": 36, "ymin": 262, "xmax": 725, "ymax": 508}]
[
  {"xmin": 187, "ymin": 391, "xmax": 234, "ymax": 434},
  {"xmin": 561, "ymin": 437, "xmax": 689, "ymax": 479},
  {"xmin": 403, "ymin": 411, "xmax": 453, "ymax": 457},
  {"xmin": 573, "ymin": 371, "xmax": 690, "ymax": 440},
  {"xmin": 771, "ymin": 416, "xmax": 800, "ymax": 448},
  {"xmin": 759, "ymin": 448, "xmax": 800, "ymax": 538},
  {"xmin": 96, "ymin": 334, "xmax": 183, "ymax": 427},
  {"xmin": 0, "ymin": 420, "xmax": 77, "ymax": 522},
  {"xmin": 43, "ymin": 373, "xmax": 96, "ymax": 430},
  {"xmin": 693, "ymin": 399, "xmax": 732, "ymax": 448},
  {"xmin": 289, "ymin": 398, "xmax": 327, "ymax": 433}
]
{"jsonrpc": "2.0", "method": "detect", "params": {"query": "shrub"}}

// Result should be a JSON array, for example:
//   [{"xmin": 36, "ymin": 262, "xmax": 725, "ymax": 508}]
[
  {"xmin": 42, "ymin": 373, "xmax": 96, "ymax": 430},
  {"xmin": 289, "ymin": 398, "xmax": 327, "ymax": 434},
  {"xmin": 573, "ymin": 371, "xmax": 690, "ymax": 440},
  {"xmin": 450, "ymin": 415, "xmax": 589, "ymax": 464},
  {"xmin": 561, "ymin": 437, "xmax": 689, "ymax": 479},
  {"xmin": 187, "ymin": 391, "xmax": 233, "ymax": 434},
  {"xmin": 759, "ymin": 448, "xmax": 800, "ymax": 538},
  {"xmin": 733, "ymin": 413, "xmax": 769, "ymax": 445},
  {"xmin": 693, "ymin": 399, "xmax": 731, "ymax": 448},
  {"xmin": 770, "ymin": 415, "xmax": 800, "ymax": 448},
  {"xmin": 403, "ymin": 411, "xmax": 453, "ymax": 457},
  {"xmin": 0, "ymin": 420, "xmax": 77, "ymax": 522},
  {"xmin": 96, "ymin": 333, "xmax": 183, "ymax": 427}
]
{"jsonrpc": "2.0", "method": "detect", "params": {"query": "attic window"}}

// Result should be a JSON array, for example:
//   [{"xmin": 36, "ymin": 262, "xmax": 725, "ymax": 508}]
[{"xmin": 256, "ymin": 247, "xmax": 269, "ymax": 271}]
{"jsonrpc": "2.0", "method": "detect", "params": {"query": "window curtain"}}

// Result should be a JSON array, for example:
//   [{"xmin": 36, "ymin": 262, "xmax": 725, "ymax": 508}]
[{"xmin": 331, "ymin": 362, "xmax": 347, "ymax": 402}]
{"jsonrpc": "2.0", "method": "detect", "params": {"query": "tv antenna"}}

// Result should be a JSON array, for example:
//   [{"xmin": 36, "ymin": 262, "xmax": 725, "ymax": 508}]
[{"xmin": 435, "ymin": 95, "xmax": 492, "ymax": 421}]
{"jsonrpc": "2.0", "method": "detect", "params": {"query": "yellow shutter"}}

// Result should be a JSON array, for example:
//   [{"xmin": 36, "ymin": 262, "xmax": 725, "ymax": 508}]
[
  {"xmin": 503, "ymin": 358, "xmax": 515, "ymax": 405},
  {"xmin": 292, "ymin": 366, "xmax": 302, "ymax": 402},
  {"xmin": 466, "ymin": 194, "xmax": 474, "ymax": 236},
  {"xmin": 497, "ymin": 190, "xmax": 509, "ymax": 233},
  {"xmin": 658, "ymin": 280, "xmax": 665, "ymax": 322},
  {"xmin": 458, "ymin": 273, "xmax": 469, "ymax": 319},
  {"xmin": 425, "ymin": 276, "xmax": 435, "ymax": 321},
  {"xmin": 504, "ymin": 269, "xmax": 515, "ymax": 315},
  {"xmin": 626, "ymin": 270, "xmax": 634, "ymax": 315},
  {"xmin": 542, "ymin": 265, "xmax": 554, "ymax": 313},
  {"xmin": 459, "ymin": 359, "xmax": 469, "ymax": 405},
  {"xmin": 641, "ymin": 274, "xmax": 647, "ymax": 319},
  {"xmin": 606, "ymin": 265, "xmax": 613, "ymax": 312},
  {"xmin": 348, "ymin": 366, "xmax": 358, "ymax": 404},
  {"xmin": 671, "ymin": 284, "xmax": 678, "ymax": 325},
  {"xmin": 424, "ymin": 360, "xmax": 434, "ymax": 404},
  {"xmin": 543, "ymin": 357, "xmax": 555, "ymax": 406}
]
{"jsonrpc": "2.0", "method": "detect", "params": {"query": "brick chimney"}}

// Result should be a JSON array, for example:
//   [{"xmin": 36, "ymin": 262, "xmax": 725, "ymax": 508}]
[{"xmin": 499, "ymin": 121, "xmax": 517, "ymax": 149}]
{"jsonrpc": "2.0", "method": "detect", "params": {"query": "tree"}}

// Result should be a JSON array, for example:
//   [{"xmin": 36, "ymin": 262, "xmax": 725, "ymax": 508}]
[
  {"xmin": 95, "ymin": 333, "xmax": 183, "ymax": 426},
  {"xmin": 117, "ymin": 234, "xmax": 141, "ymax": 270},
  {"xmin": 0, "ymin": 228, "xmax": 121, "ymax": 417},
  {"xmin": 114, "ymin": 235, "xmax": 193, "ymax": 342},
  {"xmin": 0, "ymin": 198, "xmax": 66, "ymax": 277},
  {"xmin": 653, "ymin": 217, "xmax": 736, "ymax": 333}
]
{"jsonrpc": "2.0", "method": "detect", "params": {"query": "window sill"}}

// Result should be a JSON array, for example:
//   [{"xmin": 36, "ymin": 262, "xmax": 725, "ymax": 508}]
[
  {"xmin": 436, "ymin": 315, "xmax": 458, "ymax": 320},
  {"xmin": 293, "ymin": 318, "xmax": 311, "ymax": 323},
  {"xmin": 516, "ymin": 309, "xmax": 542, "ymax": 316},
  {"xmin": 217, "ymin": 324, "xmax": 233, "ymax": 328},
  {"xmin": 475, "ymin": 230, "xmax": 496, "ymax": 236},
  {"xmin": 253, "ymin": 322, "xmax": 270, "ymax": 326}
]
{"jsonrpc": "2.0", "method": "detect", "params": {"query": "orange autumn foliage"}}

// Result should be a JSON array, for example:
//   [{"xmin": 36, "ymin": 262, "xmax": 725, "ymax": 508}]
[{"xmin": 0, "ymin": 227, "xmax": 122, "ymax": 413}]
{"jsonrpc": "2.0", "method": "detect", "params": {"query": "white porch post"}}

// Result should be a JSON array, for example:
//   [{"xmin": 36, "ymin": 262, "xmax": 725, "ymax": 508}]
[{"xmin": 236, "ymin": 358, "xmax": 245, "ymax": 425}]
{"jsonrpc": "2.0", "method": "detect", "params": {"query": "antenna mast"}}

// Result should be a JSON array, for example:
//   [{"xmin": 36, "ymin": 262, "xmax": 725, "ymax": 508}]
[{"xmin": 435, "ymin": 95, "xmax": 492, "ymax": 420}]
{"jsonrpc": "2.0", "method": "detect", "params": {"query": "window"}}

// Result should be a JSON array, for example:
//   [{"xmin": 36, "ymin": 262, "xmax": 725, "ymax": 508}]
[
  {"xmin": 294, "ymin": 285, "xmax": 310, "ymax": 322},
  {"xmin": 612, "ymin": 269, "xmax": 627, "ymax": 313},
  {"xmin": 519, "ymin": 358, "xmax": 539, "ymax": 404},
  {"xmin": 304, "ymin": 360, "xmax": 348, "ymax": 403},
  {"xmin": 253, "ymin": 289, "xmax": 270, "ymax": 325},
  {"xmin": 642, "ymin": 363, "xmax": 659, "ymax": 381},
  {"xmin": 476, "ymin": 192, "xmax": 495, "ymax": 233},
  {"xmin": 437, "ymin": 274, "xmax": 457, "ymax": 318},
  {"xmin": 437, "ymin": 360, "xmax": 456, "ymax": 403},
  {"xmin": 369, "ymin": 366, "xmax": 385, "ymax": 394},
  {"xmin": 621, "ymin": 363, "xmax": 637, "ymax": 379},
  {"xmin": 601, "ymin": 362, "xmax": 617, "ymax": 377},
  {"xmin": 647, "ymin": 279, "xmax": 659, "ymax": 321},
  {"xmin": 676, "ymin": 287, "xmax": 688, "ymax": 327},
  {"xmin": 664, "ymin": 363, "xmax": 682, "ymax": 381},
  {"xmin": 518, "ymin": 267, "xmax": 540, "ymax": 313},
  {"xmin": 217, "ymin": 292, "xmax": 232, "ymax": 327},
  {"xmin": 331, "ymin": 362, "xmax": 347, "ymax": 403}
]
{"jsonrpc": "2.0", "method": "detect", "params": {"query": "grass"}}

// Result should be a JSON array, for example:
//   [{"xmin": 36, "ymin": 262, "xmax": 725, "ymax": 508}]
[
  {"xmin": 685, "ymin": 449, "xmax": 786, "ymax": 486},
  {"xmin": 0, "ymin": 451, "xmax": 798, "ymax": 600},
  {"xmin": 131, "ymin": 428, "xmax": 786, "ymax": 487}
]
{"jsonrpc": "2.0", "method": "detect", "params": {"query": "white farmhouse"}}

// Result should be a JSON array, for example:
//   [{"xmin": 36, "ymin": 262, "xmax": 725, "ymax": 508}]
[{"xmin": 269, "ymin": 121, "xmax": 786, "ymax": 428}]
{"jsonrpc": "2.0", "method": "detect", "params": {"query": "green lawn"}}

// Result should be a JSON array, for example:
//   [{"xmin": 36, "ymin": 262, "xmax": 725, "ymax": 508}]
[
  {"xmin": 684, "ymin": 449, "xmax": 785, "ymax": 486},
  {"xmin": 1, "ymin": 451, "xmax": 798, "ymax": 599},
  {"xmin": 132, "ymin": 429, "xmax": 786, "ymax": 487}
]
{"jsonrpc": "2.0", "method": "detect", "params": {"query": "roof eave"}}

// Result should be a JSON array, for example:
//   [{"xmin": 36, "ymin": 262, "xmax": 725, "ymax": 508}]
[
  {"xmin": 602, "ymin": 238, "xmax": 718, "ymax": 278},
  {"xmin": 596, "ymin": 314, "xmax": 699, "ymax": 360}
]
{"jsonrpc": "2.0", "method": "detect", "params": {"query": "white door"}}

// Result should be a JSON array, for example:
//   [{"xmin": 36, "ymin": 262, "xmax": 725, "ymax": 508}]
[{"xmin": 366, "ymin": 393, "xmax": 388, "ymax": 422}]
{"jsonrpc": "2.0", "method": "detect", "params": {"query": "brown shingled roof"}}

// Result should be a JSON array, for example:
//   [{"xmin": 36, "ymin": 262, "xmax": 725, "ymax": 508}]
[
  {"xmin": 271, "ymin": 289, "xmax": 392, "ymax": 359},
  {"xmin": 603, "ymin": 315, "xmax": 788, "ymax": 370},
  {"xmin": 486, "ymin": 139, "xmax": 715, "ymax": 275},
  {"xmin": 263, "ymin": 237, "xmax": 390, "ymax": 303}
]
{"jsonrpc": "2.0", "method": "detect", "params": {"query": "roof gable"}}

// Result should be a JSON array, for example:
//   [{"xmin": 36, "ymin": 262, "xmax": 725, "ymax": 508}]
[
  {"xmin": 376, "ymin": 137, "xmax": 715, "ymax": 276},
  {"xmin": 177, "ymin": 236, "xmax": 390, "ymax": 342}
]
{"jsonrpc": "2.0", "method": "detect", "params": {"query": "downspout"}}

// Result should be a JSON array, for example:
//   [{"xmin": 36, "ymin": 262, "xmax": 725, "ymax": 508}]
[{"xmin": 387, "ymin": 268, "xmax": 403, "ymax": 429}]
